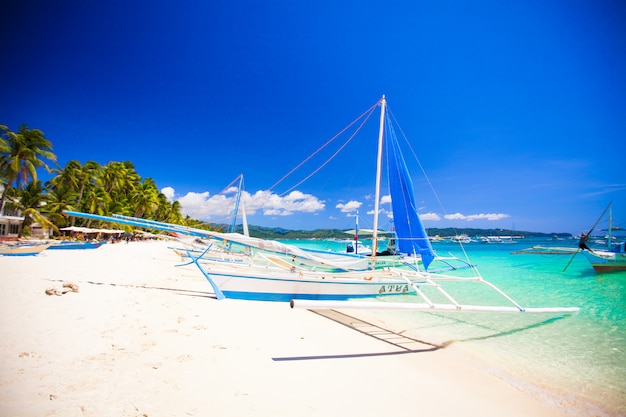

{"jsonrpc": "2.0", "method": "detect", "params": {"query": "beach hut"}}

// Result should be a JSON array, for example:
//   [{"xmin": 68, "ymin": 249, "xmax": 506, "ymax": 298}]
[{"xmin": 0, "ymin": 206, "xmax": 24, "ymax": 241}]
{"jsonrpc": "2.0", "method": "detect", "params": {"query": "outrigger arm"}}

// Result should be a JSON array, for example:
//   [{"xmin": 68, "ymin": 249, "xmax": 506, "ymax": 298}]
[{"xmin": 290, "ymin": 299, "xmax": 580, "ymax": 313}]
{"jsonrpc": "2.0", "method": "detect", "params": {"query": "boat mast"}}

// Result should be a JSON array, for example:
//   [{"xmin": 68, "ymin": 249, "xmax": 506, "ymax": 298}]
[
  {"xmin": 241, "ymin": 195, "xmax": 250, "ymax": 237},
  {"xmin": 230, "ymin": 174, "xmax": 244, "ymax": 233},
  {"xmin": 606, "ymin": 201, "xmax": 613, "ymax": 250},
  {"xmin": 372, "ymin": 95, "xmax": 386, "ymax": 256},
  {"xmin": 355, "ymin": 210, "xmax": 359, "ymax": 254}
]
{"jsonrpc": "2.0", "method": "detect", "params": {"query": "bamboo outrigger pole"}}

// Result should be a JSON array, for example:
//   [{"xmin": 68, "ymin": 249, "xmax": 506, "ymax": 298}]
[{"xmin": 290, "ymin": 299, "xmax": 579, "ymax": 313}]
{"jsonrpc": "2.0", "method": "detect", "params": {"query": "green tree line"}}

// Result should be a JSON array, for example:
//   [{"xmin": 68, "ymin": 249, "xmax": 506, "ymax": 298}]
[{"xmin": 1, "ymin": 124, "xmax": 185, "ymax": 237}]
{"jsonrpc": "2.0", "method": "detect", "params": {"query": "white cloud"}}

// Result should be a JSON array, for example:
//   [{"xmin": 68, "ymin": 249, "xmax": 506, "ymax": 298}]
[
  {"xmin": 160, "ymin": 186, "xmax": 175, "ymax": 201},
  {"xmin": 165, "ymin": 187, "xmax": 325, "ymax": 221},
  {"xmin": 336, "ymin": 200, "xmax": 362, "ymax": 213},
  {"xmin": 444, "ymin": 212, "xmax": 510, "ymax": 221},
  {"xmin": 420, "ymin": 212, "xmax": 441, "ymax": 221},
  {"xmin": 163, "ymin": 185, "xmax": 510, "ymax": 227},
  {"xmin": 175, "ymin": 190, "xmax": 226, "ymax": 219},
  {"xmin": 368, "ymin": 208, "xmax": 439, "ymax": 221},
  {"xmin": 364, "ymin": 208, "xmax": 394, "ymax": 221},
  {"xmin": 247, "ymin": 190, "xmax": 325, "ymax": 216}
]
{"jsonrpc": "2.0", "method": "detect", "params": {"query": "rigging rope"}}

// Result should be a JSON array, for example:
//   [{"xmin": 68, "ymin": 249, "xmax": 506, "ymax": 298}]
[
  {"xmin": 278, "ymin": 108, "xmax": 376, "ymax": 196},
  {"xmin": 267, "ymin": 100, "xmax": 379, "ymax": 193}
]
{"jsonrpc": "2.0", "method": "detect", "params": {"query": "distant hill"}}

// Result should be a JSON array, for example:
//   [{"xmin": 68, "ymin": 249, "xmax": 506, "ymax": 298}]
[
  {"xmin": 214, "ymin": 224, "xmax": 572, "ymax": 240},
  {"xmin": 202, "ymin": 223, "xmax": 350, "ymax": 239},
  {"xmin": 425, "ymin": 228, "xmax": 572, "ymax": 239}
]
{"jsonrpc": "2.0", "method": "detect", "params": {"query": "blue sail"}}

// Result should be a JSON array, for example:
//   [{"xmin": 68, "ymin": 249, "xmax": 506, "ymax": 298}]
[{"xmin": 387, "ymin": 127, "xmax": 435, "ymax": 269}]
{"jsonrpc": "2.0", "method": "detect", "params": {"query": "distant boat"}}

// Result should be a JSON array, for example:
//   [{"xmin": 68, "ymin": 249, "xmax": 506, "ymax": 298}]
[
  {"xmin": 581, "ymin": 203, "xmax": 626, "ymax": 273},
  {"xmin": 0, "ymin": 242, "xmax": 51, "ymax": 256},
  {"xmin": 480, "ymin": 235, "xmax": 518, "ymax": 244},
  {"xmin": 450, "ymin": 234, "xmax": 472, "ymax": 243},
  {"xmin": 343, "ymin": 210, "xmax": 373, "ymax": 255},
  {"xmin": 511, "ymin": 246, "xmax": 578, "ymax": 255},
  {"xmin": 344, "ymin": 239, "xmax": 372, "ymax": 256}
]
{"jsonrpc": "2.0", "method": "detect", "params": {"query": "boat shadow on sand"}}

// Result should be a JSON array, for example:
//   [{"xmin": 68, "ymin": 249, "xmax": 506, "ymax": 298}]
[{"xmin": 272, "ymin": 309, "xmax": 571, "ymax": 362}]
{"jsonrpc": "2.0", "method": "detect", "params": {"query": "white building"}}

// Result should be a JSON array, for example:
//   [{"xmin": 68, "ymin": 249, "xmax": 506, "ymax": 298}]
[{"xmin": 0, "ymin": 206, "xmax": 24, "ymax": 241}]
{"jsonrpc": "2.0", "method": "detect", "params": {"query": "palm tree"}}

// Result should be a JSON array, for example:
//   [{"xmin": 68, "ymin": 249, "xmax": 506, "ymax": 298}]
[
  {"xmin": 9, "ymin": 180, "xmax": 58, "ymax": 237},
  {"xmin": 0, "ymin": 125, "xmax": 8, "ymax": 210},
  {"xmin": 50, "ymin": 160, "xmax": 83, "ymax": 195},
  {"xmin": 50, "ymin": 160, "xmax": 102, "ymax": 225},
  {"xmin": 102, "ymin": 161, "xmax": 128, "ymax": 195},
  {"xmin": 130, "ymin": 178, "xmax": 160, "ymax": 218},
  {"xmin": 169, "ymin": 200, "xmax": 185, "ymax": 224},
  {"xmin": 82, "ymin": 186, "xmax": 111, "ymax": 216},
  {"xmin": 153, "ymin": 192, "xmax": 171, "ymax": 222},
  {"xmin": 153, "ymin": 192, "xmax": 185, "ymax": 224},
  {"xmin": 156, "ymin": 198, "xmax": 185, "ymax": 225},
  {"xmin": 0, "ymin": 125, "xmax": 9, "ymax": 157},
  {"xmin": 0, "ymin": 124, "xmax": 57, "ymax": 214},
  {"xmin": 44, "ymin": 184, "xmax": 78, "ymax": 228},
  {"xmin": 102, "ymin": 161, "xmax": 141, "ymax": 201},
  {"xmin": 106, "ymin": 199, "xmax": 131, "ymax": 217}
]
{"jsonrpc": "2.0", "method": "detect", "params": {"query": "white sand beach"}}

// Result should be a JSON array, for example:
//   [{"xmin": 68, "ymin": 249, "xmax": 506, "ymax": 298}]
[{"xmin": 0, "ymin": 240, "xmax": 589, "ymax": 416}]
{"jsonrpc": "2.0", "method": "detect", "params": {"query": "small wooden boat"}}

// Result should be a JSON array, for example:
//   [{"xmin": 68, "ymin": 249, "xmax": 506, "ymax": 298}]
[
  {"xmin": 582, "ymin": 243, "xmax": 626, "ymax": 273},
  {"xmin": 0, "ymin": 243, "xmax": 51, "ymax": 256},
  {"xmin": 580, "ymin": 203, "xmax": 626, "ymax": 273}
]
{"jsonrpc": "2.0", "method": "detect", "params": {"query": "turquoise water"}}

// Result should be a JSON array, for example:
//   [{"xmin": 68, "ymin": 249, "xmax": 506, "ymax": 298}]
[{"xmin": 281, "ymin": 238, "xmax": 626, "ymax": 415}]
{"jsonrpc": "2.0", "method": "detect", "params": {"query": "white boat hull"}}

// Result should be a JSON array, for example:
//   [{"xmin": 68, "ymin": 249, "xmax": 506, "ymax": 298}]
[
  {"xmin": 193, "ymin": 259, "xmax": 579, "ymax": 313},
  {"xmin": 582, "ymin": 250, "xmax": 626, "ymax": 273},
  {"xmin": 197, "ymin": 261, "xmax": 416, "ymax": 301}
]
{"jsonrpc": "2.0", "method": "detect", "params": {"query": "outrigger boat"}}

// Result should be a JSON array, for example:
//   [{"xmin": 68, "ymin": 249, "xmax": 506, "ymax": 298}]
[
  {"xmin": 64, "ymin": 209, "xmax": 578, "ymax": 313},
  {"xmin": 47, "ymin": 240, "xmax": 105, "ymax": 250},
  {"xmin": 0, "ymin": 242, "xmax": 51, "ymax": 256},
  {"xmin": 511, "ymin": 246, "xmax": 578, "ymax": 255},
  {"xmin": 580, "ymin": 202, "xmax": 626, "ymax": 273},
  {"xmin": 583, "ymin": 244, "xmax": 626, "ymax": 273},
  {"xmin": 64, "ymin": 96, "xmax": 579, "ymax": 314}
]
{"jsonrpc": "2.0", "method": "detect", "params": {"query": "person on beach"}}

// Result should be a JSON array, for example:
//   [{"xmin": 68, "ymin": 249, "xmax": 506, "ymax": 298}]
[{"xmin": 578, "ymin": 233, "xmax": 593, "ymax": 252}]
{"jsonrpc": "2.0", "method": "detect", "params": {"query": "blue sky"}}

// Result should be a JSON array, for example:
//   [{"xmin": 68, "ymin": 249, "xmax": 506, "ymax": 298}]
[{"xmin": 2, "ymin": 0, "xmax": 625, "ymax": 234}]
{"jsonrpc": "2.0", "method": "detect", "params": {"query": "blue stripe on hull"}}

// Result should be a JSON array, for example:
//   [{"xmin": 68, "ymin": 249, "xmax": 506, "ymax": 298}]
[
  {"xmin": 47, "ymin": 242, "xmax": 104, "ymax": 250},
  {"xmin": 221, "ymin": 291, "xmax": 410, "ymax": 302}
]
